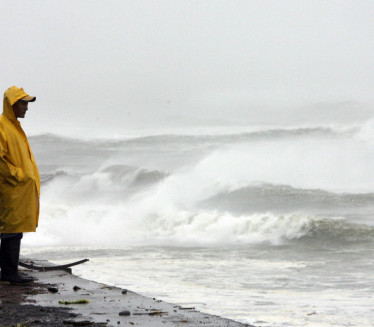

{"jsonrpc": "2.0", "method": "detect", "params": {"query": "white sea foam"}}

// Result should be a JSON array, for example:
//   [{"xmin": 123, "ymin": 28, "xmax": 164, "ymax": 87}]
[
  {"xmin": 25, "ymin": 201, "xmax": 335, "ymax": 247},
  {"xmin": 27, "ymin": 169, "xmax": 358, "ymax": 247}
]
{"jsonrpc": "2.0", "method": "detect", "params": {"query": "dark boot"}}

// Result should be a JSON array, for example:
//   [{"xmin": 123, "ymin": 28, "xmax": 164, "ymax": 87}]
[{"xmin": 0, "ymin": 238, "xmax": 34, "ymax": 285}]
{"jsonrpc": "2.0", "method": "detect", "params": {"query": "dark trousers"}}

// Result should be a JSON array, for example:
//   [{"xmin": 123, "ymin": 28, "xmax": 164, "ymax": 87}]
[{"xmin": 1, "ymin": 233, "xmax": 23, "ymax": 240}]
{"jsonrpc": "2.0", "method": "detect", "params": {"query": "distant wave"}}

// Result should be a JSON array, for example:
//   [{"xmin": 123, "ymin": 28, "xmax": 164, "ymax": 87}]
[
  {"xmin": 29, "ymin": 125, "xmax": 356, "ymax": 147},
  {"xmin": 40, "ymin": 165, "xmax": 168, "ymax": 189},
  {"xmin": 100, "ymin": 164, "xmax": 168, "ymax": 188},
  {"xmin": 120, "ymin": 126, "xmax": 352, "ymax": 145},
  {"xmin": 40, "ymin": 170, "xmax": 68, "ymax": 184},
  {"xmin": 30, "ymin": 133, "xmax": 84, "ymax": 143},
  {"xmin": 201, "ymin": 183, "xmax": 374, "ymax": 214}
]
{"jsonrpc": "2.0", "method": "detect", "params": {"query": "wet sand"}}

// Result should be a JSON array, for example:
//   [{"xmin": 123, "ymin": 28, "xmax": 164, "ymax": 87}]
[{"xmin": 0, "ymin": 259, "xmax": 253, "ymax": 327}]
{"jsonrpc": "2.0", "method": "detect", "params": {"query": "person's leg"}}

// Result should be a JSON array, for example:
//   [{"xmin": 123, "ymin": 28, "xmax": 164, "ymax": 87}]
[
  {"xmin": 0, "ymin": 233, "xmax": 34, "ymax": 284},
  {"xmin": 1, "ymin": 233, "xmax": 23, "ymax": 240}
]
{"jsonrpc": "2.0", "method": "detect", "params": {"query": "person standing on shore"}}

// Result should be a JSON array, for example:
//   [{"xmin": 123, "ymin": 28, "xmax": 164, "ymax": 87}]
[{"xmin": 0, "ymin": 86, "xmax": 40, "ymax": 284}]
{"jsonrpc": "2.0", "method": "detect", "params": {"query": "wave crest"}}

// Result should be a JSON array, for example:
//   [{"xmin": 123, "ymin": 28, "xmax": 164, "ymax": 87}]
[
  {"xmin": 101, "ymin": 165, "xmax": 168, "ymax": 188},
  {"xmin": 27, "ymin": 204, "xmax": 374, "ymax": 247},
  {"xmin": 201, "ymin": 183, "xmax": 374, "ymax": 214},
  {"xmin": 40, "ymin": 170, "xmax": 68, "ymax": 184}
]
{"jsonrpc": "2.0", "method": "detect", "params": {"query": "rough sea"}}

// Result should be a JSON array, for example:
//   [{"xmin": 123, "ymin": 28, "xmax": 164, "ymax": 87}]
[{"xmin": 22, "ymin": 123, "xmax": 374, "ymax": 327}]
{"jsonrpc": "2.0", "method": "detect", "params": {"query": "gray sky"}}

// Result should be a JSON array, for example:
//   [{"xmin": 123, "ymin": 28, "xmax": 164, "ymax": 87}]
[{"xmin": 1, "ymin": 0, "xmax": 374, "ymax": 136}]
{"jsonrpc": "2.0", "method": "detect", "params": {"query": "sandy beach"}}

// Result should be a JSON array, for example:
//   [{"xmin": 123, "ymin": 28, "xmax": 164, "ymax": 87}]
[{"xmin": 0, "ymin": 259, "xmax": 252, "ymax": 327}]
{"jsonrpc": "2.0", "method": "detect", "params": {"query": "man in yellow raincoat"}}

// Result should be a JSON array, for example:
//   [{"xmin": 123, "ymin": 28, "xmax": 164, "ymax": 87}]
[{"xmin": 0, "ymin": 86, "xmax": 40, "ymax": 284}]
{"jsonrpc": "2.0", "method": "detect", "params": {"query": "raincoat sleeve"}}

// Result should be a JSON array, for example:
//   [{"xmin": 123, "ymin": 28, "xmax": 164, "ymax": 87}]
[{"xmin": 0, "ymin": 126, "xmax": 25, "ymax": 185}]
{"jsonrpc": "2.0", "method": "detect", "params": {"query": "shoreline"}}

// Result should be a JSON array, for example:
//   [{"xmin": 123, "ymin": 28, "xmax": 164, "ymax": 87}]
[{"xmin": 0, "ymin": 259, "xmax": 253, "ymax": 327}]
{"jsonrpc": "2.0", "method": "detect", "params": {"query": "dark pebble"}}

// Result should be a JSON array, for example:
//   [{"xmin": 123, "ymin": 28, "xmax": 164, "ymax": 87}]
[
  {"xmin": 73, "ymin": 285, "xmax": 81, "ymax": 291},
  {"xmin": 47, "ymin": 287, "xmax": 58, "ymax": 293},
  {"xmin": 121, "ymin": 289, "xmax": 127, "ymax": 295},
  {"xmin": 119, "ymin": 310, "xmax": 131, "ymax": 316}
]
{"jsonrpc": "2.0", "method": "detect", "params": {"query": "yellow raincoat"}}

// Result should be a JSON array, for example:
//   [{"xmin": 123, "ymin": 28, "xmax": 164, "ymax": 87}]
[{"xmin": 0, "ymin": 86, "xmax": 40, "ymax": 233}]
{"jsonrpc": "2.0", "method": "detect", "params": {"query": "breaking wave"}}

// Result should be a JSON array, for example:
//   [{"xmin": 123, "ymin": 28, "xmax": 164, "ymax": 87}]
[
  {"xmin": 24, "ymin": 122, "xmax": 374, "ymax": 248},
  {"xmin": 25, "ymin": 206, "xmax": 374, "ymax": 248},
  {"xmin": 40, "ymin": 165, "xmax": 168, "ymax": 189},
  {"xmin": 30, "ymin": 166, "xmax": 374, "ymax": 248}
]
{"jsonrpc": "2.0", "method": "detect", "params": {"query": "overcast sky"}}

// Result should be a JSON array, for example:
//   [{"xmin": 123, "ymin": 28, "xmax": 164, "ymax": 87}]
[{"xmin": 1, "ymin": 1, "xmax": 374, "ymax": 137}]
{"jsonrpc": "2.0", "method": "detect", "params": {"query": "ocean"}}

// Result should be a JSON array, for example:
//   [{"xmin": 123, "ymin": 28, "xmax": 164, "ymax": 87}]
[{"xmin": 22, "ymin": 123, "xmax": 374, "ymax": 327}]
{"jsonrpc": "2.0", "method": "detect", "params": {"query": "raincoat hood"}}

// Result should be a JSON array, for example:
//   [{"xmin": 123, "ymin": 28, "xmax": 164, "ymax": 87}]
[{"xmin": 3, "ymin": 86, "xmax": 34, "ymax": 123}]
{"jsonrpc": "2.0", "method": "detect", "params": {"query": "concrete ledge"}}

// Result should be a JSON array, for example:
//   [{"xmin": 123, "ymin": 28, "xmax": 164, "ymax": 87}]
[{"xmin": 0, "ymin": 260, "xmax": 254, "ymax": 327}]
